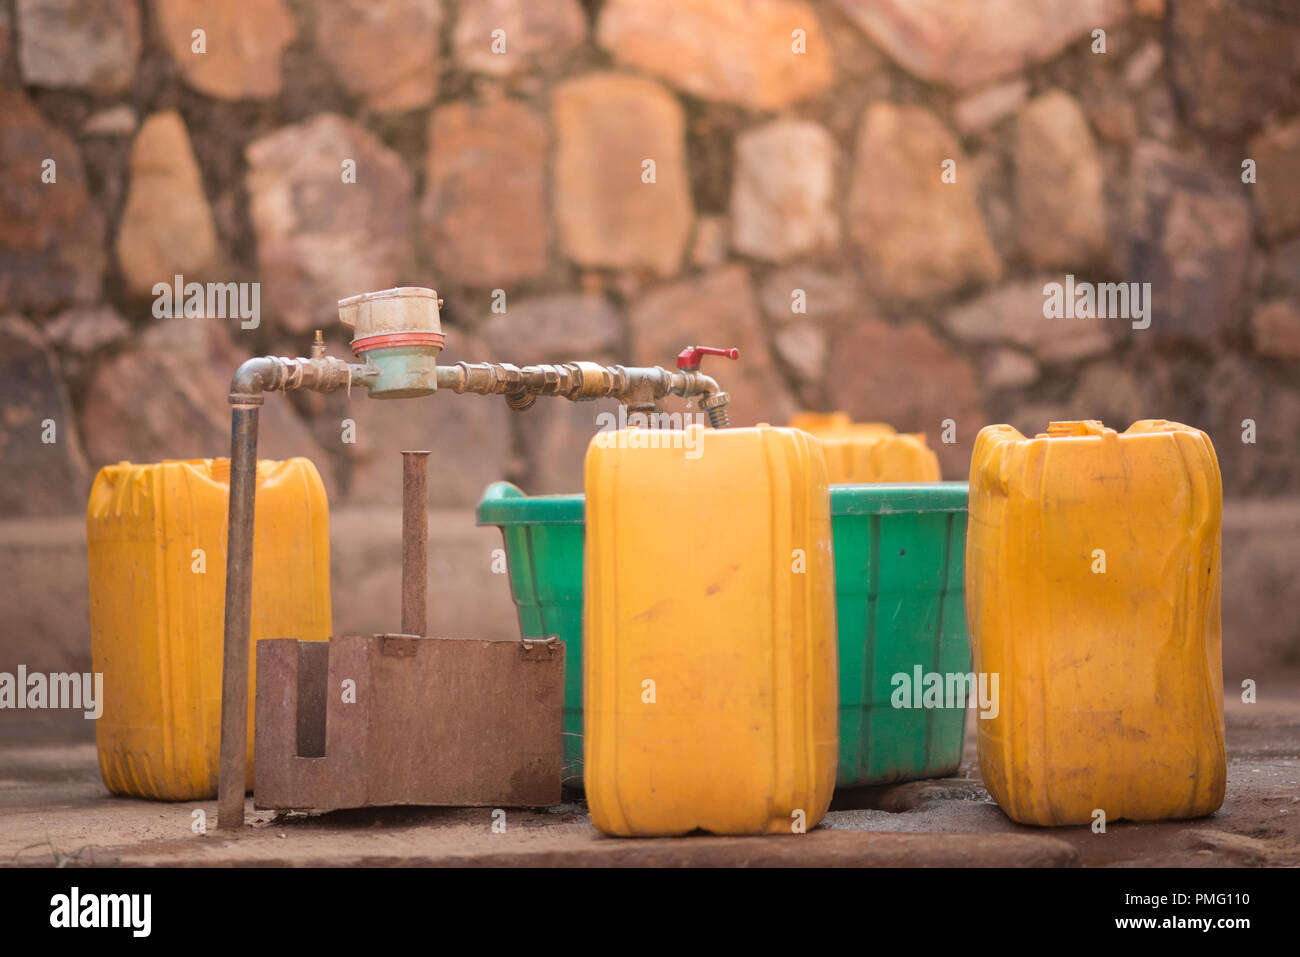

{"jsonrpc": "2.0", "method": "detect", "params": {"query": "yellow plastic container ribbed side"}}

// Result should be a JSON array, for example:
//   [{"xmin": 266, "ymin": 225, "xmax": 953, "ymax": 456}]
[
  {"xmin": 87, "ymin": 458, "xmax": 331, "ymax": 801},
  {"xmin": 966, "ymin": 420, "xmax": 1225, "ymax": 826},
  {"xmin": 584, "ymin": 424, "xmax": 838, "ymax": 836},
  {"xmin": 789, "ymin": 413, "xmax": 941, "ymax": 483}
]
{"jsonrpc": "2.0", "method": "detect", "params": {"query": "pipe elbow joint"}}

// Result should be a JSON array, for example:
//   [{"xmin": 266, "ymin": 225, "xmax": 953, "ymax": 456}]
[{"xmin": 229, "ymin": 357, "xmax": 280, "ymax": 406}]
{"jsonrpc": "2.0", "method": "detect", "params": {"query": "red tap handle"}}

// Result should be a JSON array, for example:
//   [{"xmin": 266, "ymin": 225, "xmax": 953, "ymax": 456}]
[{"xmin": 677, "ymin": 345, "xmax": 740, "ymax": 370}]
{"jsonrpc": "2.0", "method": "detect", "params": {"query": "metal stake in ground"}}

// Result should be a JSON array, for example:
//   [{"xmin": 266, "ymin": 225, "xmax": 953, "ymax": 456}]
[{"xmin": 401, "ymin": 451, "xmax": 431, "ymax": 637}]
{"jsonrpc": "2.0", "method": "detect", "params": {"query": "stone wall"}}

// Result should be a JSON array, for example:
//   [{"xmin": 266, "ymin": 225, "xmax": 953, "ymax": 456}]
[{"xmin": 1, "ymin": 0, "xmax": 1298, "ymax": 511}]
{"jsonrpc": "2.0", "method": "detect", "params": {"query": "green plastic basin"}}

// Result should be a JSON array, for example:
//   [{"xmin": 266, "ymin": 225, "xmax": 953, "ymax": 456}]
[
  {"xmin": 477, "ymin": 480, "xmax": 972, "ymax": 790},
  {"xmin": 477, "ymin": 483, "xmax": 586, "ymax": 787},
  {"xmin": 830, "ymin": 482, "xmax": 971, "ymax": 786}
]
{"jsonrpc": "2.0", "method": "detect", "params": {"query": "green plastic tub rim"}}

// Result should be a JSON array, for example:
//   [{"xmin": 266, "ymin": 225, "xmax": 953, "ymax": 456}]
[
  {"xmin": 830, "ymin": 481, "xmax": 969, "ymax": 515},
  {"xmin": 477, "ymin": 481, "xmax": 584, "ymax": 526}
]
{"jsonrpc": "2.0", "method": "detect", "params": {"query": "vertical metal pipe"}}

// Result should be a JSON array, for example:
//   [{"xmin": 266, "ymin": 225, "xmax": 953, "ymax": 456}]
[
  {"xmin": 401, "ymin": 451, "xmax": 431, "ymax": 637},
  {"xmin": 218, "ymin": 405, "xmax": 260, "ymax": 829}
]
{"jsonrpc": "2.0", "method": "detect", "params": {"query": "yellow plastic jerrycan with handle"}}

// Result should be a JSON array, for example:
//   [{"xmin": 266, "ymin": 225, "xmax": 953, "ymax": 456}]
[
  {"xmin": 87, "ymin": 458, "xmax": 331, "ymax": 801},
  {"xmin": 966, "ymin": 420, "xmax": 1225, "ymax": 826},
  {"xmin": 584, "ymin": 423, "xmax": 838, "ymax": 836},
  {"xmin": 790, "ymin": 412, "xmax": 941, "ymax": 483}
]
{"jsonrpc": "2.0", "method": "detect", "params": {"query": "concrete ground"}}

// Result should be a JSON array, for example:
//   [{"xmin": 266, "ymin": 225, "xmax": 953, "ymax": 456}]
[{"xmin": 3, "ymin": 676, "xmax": 1297, "ymax": 868}]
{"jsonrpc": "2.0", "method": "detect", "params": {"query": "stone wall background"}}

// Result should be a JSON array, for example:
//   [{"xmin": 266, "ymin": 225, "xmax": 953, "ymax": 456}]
[{"xmin": 2, "ymin": 0, "xmax": 1299, "ymax": 511}]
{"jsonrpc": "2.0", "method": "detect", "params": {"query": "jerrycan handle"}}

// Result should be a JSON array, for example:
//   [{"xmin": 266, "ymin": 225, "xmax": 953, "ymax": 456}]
[{"xmin": 1045, "ymin": 420, "xmax": 1115, "ymax": 438}]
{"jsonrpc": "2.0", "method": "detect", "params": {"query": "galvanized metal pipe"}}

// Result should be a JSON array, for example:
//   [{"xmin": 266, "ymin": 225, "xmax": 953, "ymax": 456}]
[
  {"xmin": 433, "ymin": 360, "xmax": 730, "ymax": 421},
  {"xmin": 219, "ymin": 354, "xmax": 358, "ymax": 830},
  {"xmin": 401, "ymin": 451, "xmax": 431, "ymax": 637},
  {"xmin": 217, "ymin": 403, "xmax": 259, "ymax": 830}
]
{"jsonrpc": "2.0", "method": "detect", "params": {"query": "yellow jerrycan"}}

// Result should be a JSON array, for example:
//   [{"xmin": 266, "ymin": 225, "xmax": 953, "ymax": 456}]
[
  {"xmin": 966, "ymin": 420, "xmax": 1225, "ymax": 826},
  {"xmin": 87, "ymin": 458, "xmax": 331, "ymax": 800},
  {"xmin": 584, "ymin": 424, "xmax": 838, "ymax": 836},
  {"xmin": 789, "ymin": 412, "xmax": 940, "ymax": 483}
]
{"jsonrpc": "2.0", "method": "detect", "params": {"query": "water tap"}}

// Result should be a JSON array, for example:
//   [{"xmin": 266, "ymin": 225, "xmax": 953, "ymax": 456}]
[{"xmin": 677, "ymin": 346, "xmax": 739, "ymax": 428}]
